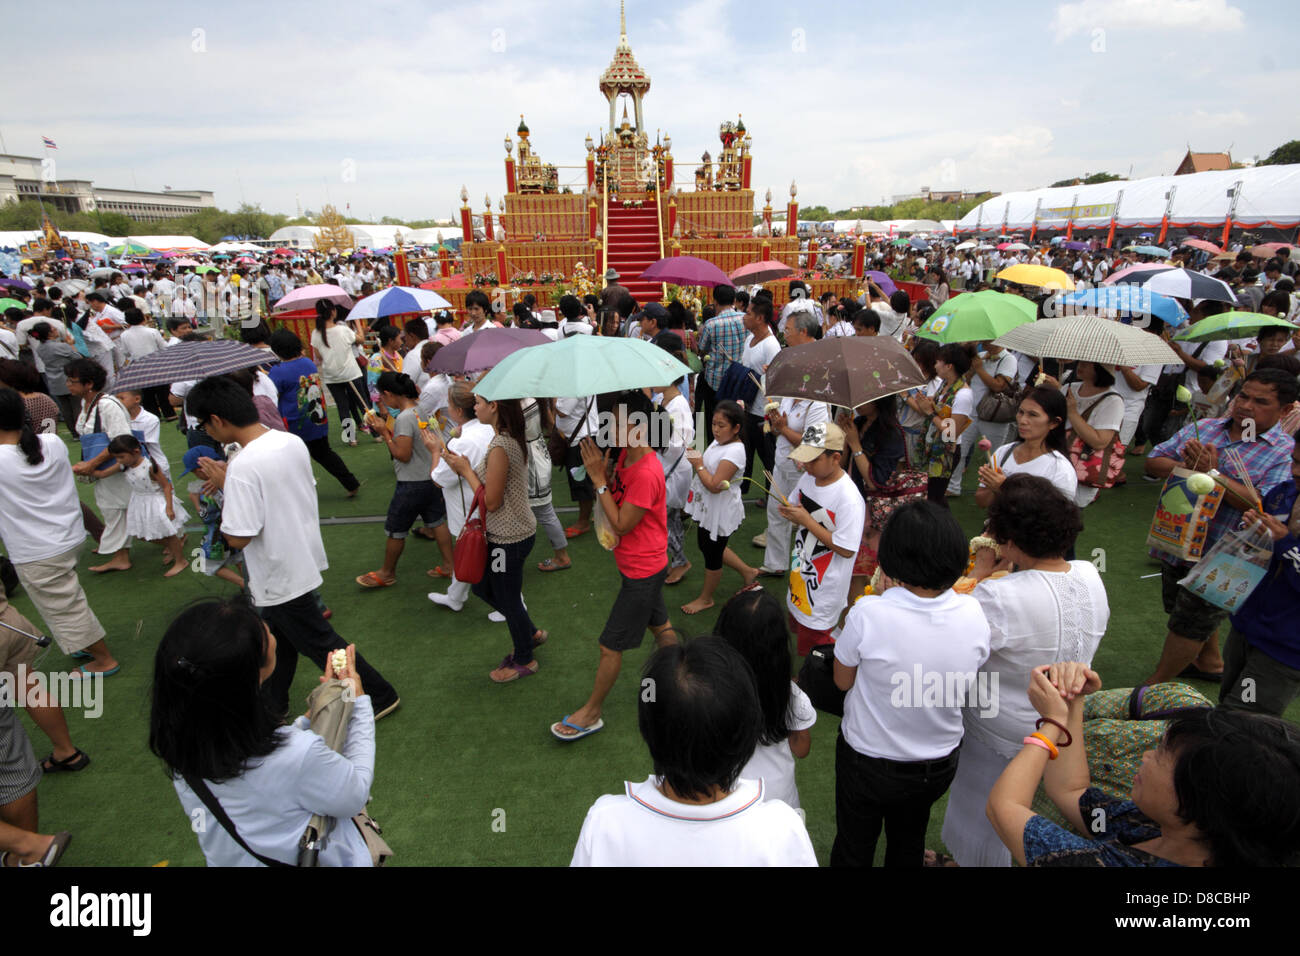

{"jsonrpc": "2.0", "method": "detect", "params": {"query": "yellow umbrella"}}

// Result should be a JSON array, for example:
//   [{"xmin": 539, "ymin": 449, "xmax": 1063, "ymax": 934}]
[{"xmin": 995, "ymin": 263, "xmax": 1076, "ymax": 291}]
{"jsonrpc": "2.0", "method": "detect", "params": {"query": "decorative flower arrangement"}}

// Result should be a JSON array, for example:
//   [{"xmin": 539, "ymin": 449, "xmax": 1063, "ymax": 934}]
[
  {"xmin": 664, "ymin": 283, "xmax": 701, "ymax": 317},
  {"xmin": 472, "ymin": 271, "xmax": 499, "ymax": 287},
  {"xmin": 623, "ymin": 199, "xmax": 646, "ymax": 209},
  {"xmin": 510, "ymin": 270, "xmax": 539, "ymax": 286}
]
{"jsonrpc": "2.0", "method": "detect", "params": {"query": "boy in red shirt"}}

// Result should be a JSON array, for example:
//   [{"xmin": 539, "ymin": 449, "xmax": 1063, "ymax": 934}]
[{"xmin": 553, "ymin": 391, "xmax": 676, "ymax": 740}]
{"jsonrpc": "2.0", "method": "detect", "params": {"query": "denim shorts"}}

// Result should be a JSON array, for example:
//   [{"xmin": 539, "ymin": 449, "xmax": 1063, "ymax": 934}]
[{"xmin": 385, "ymin": 480, "xmax": 445, "ymax": 538}]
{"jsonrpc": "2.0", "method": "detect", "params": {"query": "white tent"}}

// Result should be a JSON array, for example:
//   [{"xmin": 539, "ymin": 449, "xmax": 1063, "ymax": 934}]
[
  {"xmin": 109, "ymin": 235, "xmax": 209, "ymax": 250},
  {"xmin": 0, "ymin": 229, "xmax": 114, "ymax": 248},
  {"xmin": 956, "ymin": 164, "xmax": 1300, "ymax": 235},
  {"xmin": 267, "ymin": 223, "xmax": 414, "ymax": 250}
]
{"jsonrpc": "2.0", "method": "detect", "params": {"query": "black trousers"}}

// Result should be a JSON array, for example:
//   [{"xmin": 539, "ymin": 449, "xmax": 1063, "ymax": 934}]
[
  {"xmin": 698, "ymin": 378, "xmax": 718, "ymax": 446},
  {"xmin": 327, "ymin": 380, "xmax": 369, "ymax": 436},
  {"xmin": 260, "ymin": 590, "xmax": 398, "ymax": 716},
  {"xmin": 305, "ymin": 436, "xmax": 360, "ymax": 493},
  {"xmin": 742, "ymin": 412, "xmax": 775, "ymax": 484},
  {"xmin": 831, "ymin": 732, "xmax": 960, "ymax": 868}
]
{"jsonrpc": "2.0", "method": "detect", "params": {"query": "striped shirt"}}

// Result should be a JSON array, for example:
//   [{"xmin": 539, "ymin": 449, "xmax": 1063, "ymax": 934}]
[{"xmin": 1148, "ymin": 417, "xmax": 1295, "ymax": 566}]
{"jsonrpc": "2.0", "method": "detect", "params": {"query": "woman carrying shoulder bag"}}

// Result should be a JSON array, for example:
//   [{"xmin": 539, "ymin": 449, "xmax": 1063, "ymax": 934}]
[{"xmin": 151, "ymin": 598, "xmax": 377, "ymax": 867}]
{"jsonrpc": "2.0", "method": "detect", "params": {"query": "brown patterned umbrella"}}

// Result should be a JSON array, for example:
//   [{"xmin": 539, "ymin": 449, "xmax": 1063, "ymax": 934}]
[{"xmin": 764, "ymin": 336, "xmax": 927, "ymax": 412}]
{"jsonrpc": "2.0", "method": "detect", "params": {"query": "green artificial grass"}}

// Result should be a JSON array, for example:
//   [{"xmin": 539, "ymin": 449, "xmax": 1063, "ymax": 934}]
[{"xmin": 13, "ymin": 417, "xmax": 1298, "ymax": 867}]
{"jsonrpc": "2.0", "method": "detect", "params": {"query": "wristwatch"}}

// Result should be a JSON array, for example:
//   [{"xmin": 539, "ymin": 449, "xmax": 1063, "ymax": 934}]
[
  {"xmin": 853, "ymin": 450, "xmax": 865, "ymax": 458},
  {"xmin": 595, "ymin": 484, "xmax": 609, "ymax": 496}
]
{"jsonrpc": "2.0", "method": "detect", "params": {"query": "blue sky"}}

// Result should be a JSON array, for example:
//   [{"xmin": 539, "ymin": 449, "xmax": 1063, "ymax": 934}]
[{"xmin": 2, "ymin": 0, "xmax": 1295, "ymax": 220}]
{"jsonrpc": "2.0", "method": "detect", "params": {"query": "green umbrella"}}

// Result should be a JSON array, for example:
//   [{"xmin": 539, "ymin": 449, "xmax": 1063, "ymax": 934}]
[
  {"xmin": 0, "ymin": 297, "xmax": 27, "ymax": 312},
  {"xmin": 474, "ymin": 335, "xmax": 691, "ymax": 400},
  {"xmin": 1173, "ymin": 311, "xmax": 1298, "ymax": 343},
  {"xmin": 890, "ymin": 237, "xmax": 910, "ymax": 247},
  {"xmin": 195, "ymin": 265, "xmax": 220, "ymax": 274},
  {"xmin": 106, "ymin": 241, "xmax": 154, "ymax": 256},
  {"xmin": 914, "ymin": 290, "xmax": 1036, "ymax": 344}
]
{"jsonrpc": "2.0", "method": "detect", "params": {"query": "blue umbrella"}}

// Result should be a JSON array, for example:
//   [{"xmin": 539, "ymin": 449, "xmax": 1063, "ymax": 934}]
[
  {"xmin": 1129, "ymin": 244, "xmax": 1169, "ymax": 258},
  {"xmin": 909, "ymin": 237, "xmax": 930, "ymax": 250},
  {"xmin": 1056, "ymin": 285, "xmax": 1189, "ymax": 327},
  {"xmin": 1050, "ymin": 236, "xmax": 1064, "ymax": 245},
  {"xmin": 348, "ymin": 285, "xmax": 452, "ymax": 322}
]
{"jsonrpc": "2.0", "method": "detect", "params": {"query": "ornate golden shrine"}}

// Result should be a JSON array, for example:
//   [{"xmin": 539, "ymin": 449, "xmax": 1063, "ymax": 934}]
[
  {"xmin": 313, "ymin": 204, "xmax": 354, "ymax": 254},
  {"xmin": 18, "ymin": 214, "xmax": 93, "ymax": 262},
  {"xmin": 512, "ymin": 116, "xmax": 559, "ymax": 194}
]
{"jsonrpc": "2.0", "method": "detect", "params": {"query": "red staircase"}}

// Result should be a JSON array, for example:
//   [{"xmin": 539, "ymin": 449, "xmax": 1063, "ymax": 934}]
[{"xmin": 605, "ymin": 201, "xmax": 663, "ymax": 304}]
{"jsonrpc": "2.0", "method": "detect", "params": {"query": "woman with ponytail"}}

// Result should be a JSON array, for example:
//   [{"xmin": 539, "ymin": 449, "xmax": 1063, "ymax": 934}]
[
  {"xmin": 356, "ymin": 372, "xmax": 450, "ymax": 588},
  {"xmin": 309, "ymin": 299, "xmax": 367, "ymax": 446},
  {"xmin": 0, "ymin": 388, "xmax": 119, "ymax": 676}
]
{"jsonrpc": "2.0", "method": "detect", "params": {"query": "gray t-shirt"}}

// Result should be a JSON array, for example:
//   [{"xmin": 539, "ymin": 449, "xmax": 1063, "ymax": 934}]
[{"xmin": 393, "ymin": 407, "xmax": 433, "ymax": 482}]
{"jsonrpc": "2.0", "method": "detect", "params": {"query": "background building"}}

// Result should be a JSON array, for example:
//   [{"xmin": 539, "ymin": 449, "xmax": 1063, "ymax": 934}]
[{"xmin": 0, "ymin": 154, "xmax": 215, "ymax": 221}]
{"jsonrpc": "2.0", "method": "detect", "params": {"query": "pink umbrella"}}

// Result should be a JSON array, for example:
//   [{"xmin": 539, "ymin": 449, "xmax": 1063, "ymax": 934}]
[
  {"xmin": 1183, "ymin": 239, "xmax": 1222, "ymax": 255},
  {"xmin": 1252, "ymin": 242, "xmax": 1292, "ymax": 259},
  {"xmin": 639, "ymin": 255, "xmax": 733, "ymax": 288},
  {"xmin": 175, "ymin": 258, "xmax": 200, "ymax": 267},
  {"xmin": 729, "ymin": 260, "xmax": 794, "ymax": 284},
  {"xmin": 273, "ymin": 284, "xmax": 354, "ymax": 313},
  {"xmin": 234, "ymin": 257, "xmax": 257, "ymax": 264},
  {"xmin": 1103, "ymin": 263, "xmax": 1174, "ymax": 285}
]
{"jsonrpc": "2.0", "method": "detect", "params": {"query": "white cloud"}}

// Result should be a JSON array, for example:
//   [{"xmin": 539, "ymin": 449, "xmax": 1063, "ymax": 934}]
[{"xmin": 1052, "ymin": 0, "xmax": 1244, "ymax": 41}]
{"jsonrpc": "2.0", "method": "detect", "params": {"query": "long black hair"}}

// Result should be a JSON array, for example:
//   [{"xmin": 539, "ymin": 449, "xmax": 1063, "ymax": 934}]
[
  {"xmin": 149, "ymin": 597, "xmax": 285, "ymax": 783},
  {"xmin": 314, "ymin": 298, "xmax": 337, "ymax": 346},
  {"xmin": 715, "ymin": 588, "xmax": 793, "ymax": 746},
  {"xmin": 0, "ymin": 387, "xmax": 43, "ymax": 465}
]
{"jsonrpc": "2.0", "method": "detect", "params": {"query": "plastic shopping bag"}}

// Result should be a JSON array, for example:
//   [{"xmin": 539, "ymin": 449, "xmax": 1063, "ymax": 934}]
[
  {"xmin": 1177, "ymin": 519, "xmax": 1273, "ymax": 612},
  {"xmin": 1146, "ymin": 467, "xmax": 1225, "ymax": 563}
]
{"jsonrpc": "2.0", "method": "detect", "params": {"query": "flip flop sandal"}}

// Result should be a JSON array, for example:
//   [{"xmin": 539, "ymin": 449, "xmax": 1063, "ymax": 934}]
[
  {"xmin": 1, "ymin": 831, "xmax": 72, "ymax": 868},
  {"xmin": 41, "ymin": 750, "xmax": 90, "ymax": 773},
  {"xmin": 356, "ymin": 571, "xmax": 396, "ymax": 588},
  {"xmin": 426, "ymin": 566, "xmax": 452, "ymax": 579},
  {"xmin": 490, "ymin": 655, "xmax": 538, "ymax": 683},
  {"xmin": 71, "ymin": 664, "xmax": 119, "ymax": 678},
  {"xmin": 563, "ymin": 525, "xmax": 589, "ymax": 539},
  {"xmin": 537, "ymin": 558, "xmax": 571, "ymax": 572},
  {"xmin": 551, "ymin": 715, "xmax": 604, "ymax": 741}
]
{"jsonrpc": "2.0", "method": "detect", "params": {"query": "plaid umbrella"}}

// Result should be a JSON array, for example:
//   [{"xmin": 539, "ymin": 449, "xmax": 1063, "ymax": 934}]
[
  {"xmin": 764, "ymin": 336, "xmax": 927, "ymax": 411},
  {"xmin": 112, "ymin": 340, "xmax": 278, "ymax": 392},
  {"xmin": 994, "ymin": 315, "xmax": 1179, "ymax": 366},
  {"xmin": 425, "ymin": 326, "xmax": 552, "ymax": 375}
]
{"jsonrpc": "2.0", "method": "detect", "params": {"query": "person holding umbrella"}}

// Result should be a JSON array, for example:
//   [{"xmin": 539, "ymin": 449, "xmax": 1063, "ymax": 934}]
[{"xmin": 310, "ymin": 300, "xmax": 367, "ymax": 446}]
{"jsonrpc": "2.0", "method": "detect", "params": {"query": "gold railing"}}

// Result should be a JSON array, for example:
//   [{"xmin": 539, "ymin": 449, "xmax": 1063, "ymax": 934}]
[
  {"xmin": 653, "ymin": 179, "xmax": 666, "ymax": 300},
  {"xmin": 601, "ymin": 176, "xmax": 609, "ymax": 295}
]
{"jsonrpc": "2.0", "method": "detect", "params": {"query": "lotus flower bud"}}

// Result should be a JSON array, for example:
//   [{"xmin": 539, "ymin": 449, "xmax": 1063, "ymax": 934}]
[
  {"xmin": 977, "ymin": 437, "xmax": 992, "ymax": 452},
  {"xmin": 331, "ymin": 650, "xmax": 348, "ymax": 674},
  {"xmin": 1186, "ymin": 472, "xmax": 1216, "ymax": 495},
  {"xmin": 1175, "ymin": 385, "xmax": 1192, "ymax": 403},
  {"xmin": 719, "ymin": 479, "xmax": 731, "ymax": 490}
]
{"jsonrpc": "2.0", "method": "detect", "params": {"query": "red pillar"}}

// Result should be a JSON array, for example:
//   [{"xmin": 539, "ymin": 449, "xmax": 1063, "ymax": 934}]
[
  {"xmin": 394, "ymin": 247, "xmax": 410, "ymax": 286},
  {"xmin": 667, "ymin": 198, "xmax": 677, "ymax": 239},
  {"xmin": 588, "ymin": 200, "xmax": 598, "ymax": 239},
  {"xmin": 1220, "ymin": 216, "xmax": 1233, "ymax": 250},
  {"xmin": 505, "ymin": 157, "xmax": 516, "ymax": 194},
  {"xmin": 787, "ymin": 201, "xmax": 798, "ymax": 236},
  {"xmin": 460, "ymin": 205, "xmax": 473, "ymax": 243},
  {"xmin": 1157, "ymin": 216, "xmax": 1169, "ymax": 246},
  {"xmin": 741, "ymin": 155, "xmax": 752, "ymax": 189},
  {"xmin": 761, "ymin": 238, "xmax": 771, "ymax": 261},
  {"xmin": 484, "ymin": 210, "xmax": 494, "ymax": 242},
  {"xmin": 664, "ymin": 155, "xmax": 673, "ymax": 191},
  {"xmin": 596, "ymin": 246, "xmax": 604, "ymax": 274},
  {"xmin": 852, "ymin": 240, "xmax": 865, "ymax": 279},
  {"xmin": 808, "ymin": 239, "xmax": 819, "ymax": 272},
  {"xmin": 670, "ymin": 239, "xmax": 681, "ymax": 258},
  {"xmin": 438, "ymin": 246, "xmax": 450, "ymax": 277},
  {"xmin": 1105, "ymin": 217, "xmax": 1118, "ymax": 249},
  {"xmin": 495, "ymin": 244, "xmax": 507, "ymax": 284},
  {"xmin": 586, "ymin": 154, "xmax": 596, "ymax": 189}
]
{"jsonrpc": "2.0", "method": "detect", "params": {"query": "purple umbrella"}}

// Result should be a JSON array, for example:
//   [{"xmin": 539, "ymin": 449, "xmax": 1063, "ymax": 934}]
[
  {"xmin": 0, "ymin": 277, "xmax": 34, "ymax": 291},
  {"xmin": 1062, "ymin": 241, "xmax": 1089, "ymax": 251},
  {"xmin": 864, "ymin": 271, "xmax": 898, "ymax": 295},
  {"xmin": 638, "ymin": 255, "xmax": 732, "ymax": 288},
  {"xmin": 425, "ymin": 326, "xmax": 553, "ymax": 375}
]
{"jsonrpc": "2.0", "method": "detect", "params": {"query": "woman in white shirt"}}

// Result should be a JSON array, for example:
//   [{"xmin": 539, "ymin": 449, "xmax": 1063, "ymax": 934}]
[
  {"xmin": 310, "ymin": 301, "xmax": 367, "ymax": 446},
  {"xmin": 683, "ymin": 400, "xmax": 757, "ymax": 614},
  {"xmin": 832, "ymin": 500, "xmax": 991, "ymax": 867},
  {"xmin": 649, "ymin": 332, "xmax": 696, "ymax": 585},
  {"xmin": 66, "ymin": 359, "xmax": 135, "ymax": 575},
  {"xmin": 152, "ymin": 599, "xmax": 376, "ymax": 867},
  {"xmin": 717, "ymin": 587, "xmax": 815, "ymax": 809},
  {"xmin": 976, "ymin": 385, "xmax": 1077, "ymax": 508},
  {"xmin": 424, "ymin": 381, "xmax": 496, "ymax": 611},
  {"xmin": 940, "ymin": 474, "xmax": 1108, "ymax": 867},
  {"xmin": 1049, "ymin": 362, "xmax": 1125, "ymax": 508}
]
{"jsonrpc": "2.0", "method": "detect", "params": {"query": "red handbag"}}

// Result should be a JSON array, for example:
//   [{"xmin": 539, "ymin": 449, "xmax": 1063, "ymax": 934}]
[{"xmin": 453, "ymin": 485, "xmax": 489, "ymax": 583}]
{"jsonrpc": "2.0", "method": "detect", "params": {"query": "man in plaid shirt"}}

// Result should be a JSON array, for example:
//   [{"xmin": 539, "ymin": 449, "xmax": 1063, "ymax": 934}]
[
  {"xmin": 696, "ymin": 284, "xmax": 746, "ymax": 444},
  {"xmin": 1144, "ymin": 368, "xmax": 1297, "ymax": 684}
]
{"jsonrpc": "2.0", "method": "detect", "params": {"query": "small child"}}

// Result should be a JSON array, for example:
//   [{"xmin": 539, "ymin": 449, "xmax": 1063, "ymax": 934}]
[
  {"xmin": 180, "ymin": 445, "xmax": 245, "ymax": 588},
  {"xmin": 107, "ymin": 435, "xmax": 188, "ymax": 578},
  {"xmin": 115, "ymin": 388, "xmax": 169, "ymax": 476}
]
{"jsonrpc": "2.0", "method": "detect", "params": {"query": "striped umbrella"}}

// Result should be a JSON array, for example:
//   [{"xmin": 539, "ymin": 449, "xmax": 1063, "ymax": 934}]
[
  {"xmin": 349, "ymin": 286, "xmax": 451, "ymax": 322},
  {"xmin": 1113, "ymin": 267, "xmax": 1236, "ymax": 303},
  {"xmin": 995, "ymin": 315, "xmax": 1179, "ymax": 366},
  {"xmin": 112, "ymin": 340, "xmax": 278, "ymax": 392}
]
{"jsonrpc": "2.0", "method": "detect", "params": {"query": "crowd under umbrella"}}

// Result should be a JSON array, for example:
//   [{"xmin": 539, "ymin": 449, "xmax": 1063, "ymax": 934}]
[
  {"xmin": 425, "ymin": 326, "xmax": 552, "ymax": 376},
  {"xmin": 729, "ymin": 260, "xmax": 794, "ymax": 284},
  {"xmin": 273, "ymin": 283, "xmax": 354, "ymax": 313},
  {"xmin": 764, "ymin": 336, "xmax": 927, "ymax": 412},
  {"xmin": 639, "ymin": 255, "xmax": 732, "ymax": 288},
  {"xmin": 111, "ymin": 340, "xmax": 278, "ymax": 393},
  {"xmin": 914, "ymin": 290, "xmax": 1037, "ymax": 343},
  {"xmin": 348, "ymin": 286, "xmax": 452, "ymax": 323},
  {"xmin": 1173, "ymin": 312, "xmax": 1299, "ymax": 344},
  {"xmin": 864, "ymin": 271, "xmax": 898, "ymax": 295},
  {"xmin": 474, "ymin": 335, "xmax": 690, "ymax": 401},
  {"xmin": 994, "ymin": 315, "xmax": 1180, "ymax": 368},
  {"xmin": 1102, "ymin": 263, "xmax": 1173, "ymax": 285},
  {"xmin": 1125, "ymin": 244, "xmax": 1170, "ymax": 258},
  {"xmin": 1119, "ymin": 267, "xmax": 1237, "ymax": 304},
  {"xmin": 994, "ymin": 263, "xmax": 1076, "ymax": 291},
  {"xmin": 1054, "ymin": 285, "xmax": 1189, "ymax": 326}
]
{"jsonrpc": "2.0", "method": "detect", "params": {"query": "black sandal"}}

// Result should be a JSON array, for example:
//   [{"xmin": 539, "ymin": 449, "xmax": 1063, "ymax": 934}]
[{"xmin": 41, "ymin": 750, "xmax": 90, "ymax": 773}]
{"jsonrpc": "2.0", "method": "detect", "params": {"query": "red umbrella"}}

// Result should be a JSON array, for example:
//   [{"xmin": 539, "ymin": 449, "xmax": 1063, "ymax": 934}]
[
  {"xmin": 729, "ymin": 260, "xmax": 794, "ymax": 284},
  {"xmin": 1183, "ymin": 238, "xmax": 1222, "ymax": 255},
  {"xmin": 273, "ymin": 247, "xmax": 295, "ymax": 255}
]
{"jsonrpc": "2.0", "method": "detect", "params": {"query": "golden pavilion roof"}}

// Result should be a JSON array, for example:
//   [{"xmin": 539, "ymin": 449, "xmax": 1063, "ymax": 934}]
[{"xmin": 599, "ymin": 2, "xmax": 650, "ymax": 97}]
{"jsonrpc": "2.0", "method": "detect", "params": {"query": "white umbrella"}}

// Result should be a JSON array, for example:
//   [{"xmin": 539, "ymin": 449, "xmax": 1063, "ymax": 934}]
[{"xmin": 994, "ymin": 314, "xmax": 1179, "ymax": 366}]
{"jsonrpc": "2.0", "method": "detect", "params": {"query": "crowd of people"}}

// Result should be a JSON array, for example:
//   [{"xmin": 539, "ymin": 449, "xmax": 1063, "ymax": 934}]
[{"xmin": 1, "ymin": 232, "xmax": 1300, "ymax": 868}]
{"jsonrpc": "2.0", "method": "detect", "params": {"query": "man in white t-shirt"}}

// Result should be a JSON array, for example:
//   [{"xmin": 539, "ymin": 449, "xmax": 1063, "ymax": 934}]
[
  {"xmin": 780, "ymin": 421, "xmax": 866, "ymax": 656},
  {"xmin": 186, "ymin": 376, "xmax": 400, "ymax": 720},
  {"xmin": 1111, "ymin": 364, "xmax": 1161, "ymax": 445},
  {"xmin": 739, "ymin": 298, "xmax": 781, "ymax": 481},
  {"xmin": 571, "ymin": 639, "xmax": 816, "ymax": 866}
]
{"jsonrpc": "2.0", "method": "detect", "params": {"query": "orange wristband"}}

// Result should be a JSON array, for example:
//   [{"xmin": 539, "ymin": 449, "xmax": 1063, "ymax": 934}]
[{"xmin": 1028, "ymin": 732, "xmax": 1059, "ymax": 759}]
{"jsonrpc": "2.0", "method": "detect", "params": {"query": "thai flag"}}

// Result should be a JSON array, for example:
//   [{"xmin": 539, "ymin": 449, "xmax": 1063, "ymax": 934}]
[{"xmin": 42, "ymin": 136, "xmax": 57, "ymax": 149}]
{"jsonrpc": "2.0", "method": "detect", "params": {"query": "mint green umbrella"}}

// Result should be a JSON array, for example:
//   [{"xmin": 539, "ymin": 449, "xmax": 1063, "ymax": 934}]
[
  {"xmin": 474, "ymin": 335, "xmax": 691, "ymax": 400},
  {"xmin": 106, "ymin": 240, "xmax": 154, "ymax": 256},
  {"xmin": 914, "ymin": 290, "xmax": 1036, "ymax": 344},
  {"xmin": 1173, "ymin": 311, "xmax": 1297, "ymax": 343},
  {"xmin": 195, "ymin": 265, "xmax": 220, "ymax": 274}
]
